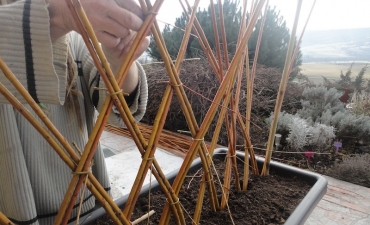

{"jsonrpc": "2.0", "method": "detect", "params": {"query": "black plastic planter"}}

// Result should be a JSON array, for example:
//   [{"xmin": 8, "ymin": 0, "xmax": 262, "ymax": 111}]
[{"xmin": 79, "ymin": 148, "xmax": 327, "ymax": 225}]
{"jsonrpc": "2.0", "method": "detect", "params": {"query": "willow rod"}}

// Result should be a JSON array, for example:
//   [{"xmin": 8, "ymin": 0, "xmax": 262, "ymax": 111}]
[
  {"xmin": 122, "ymin": 1, "xmax": 219, "ymax": 223},
  {"xmin": 120, "ymin": 1, "xmax": 204, "ymax": 221},
  {"xmin": 288, "ymin": 0, "xmax": 316, "ymax": 75},
  {"xmin": 144, "ymin": 9, "xmax": 220, "ymax": 225},
  {"xmin": 217, "ymin": 0, "xmax": 229, "ymax": 70},
  {"xmin": 57, "ymin": 0, "xmax": 166, "ymax": 223},
  {"xmin": 121, "ymin": 3, "xmax": 177, "ymax": 221},
  {"xmin": 243, "ymin": 0, "xmax": 257, "ymax": 187},
  {"xmin": 243, "ymin": 0, "xmax": 269, "ymax": 184},
  {"xmin": 193, "ymin": 76, "xmax": 235, "ymax": 222},
  {"xmin": 161, "ymin": 2, "xmax": 266, "ymax": 222},
  {"xmin": 66, "ymin": 0, "xmax": 178, "ymax": 221},
  {"xmin": 150, "ymin": 7, "xmax": 240, "ymax": 225},
  {"xmin": 57, "ymin": 0, "xmax": 152, "ymax": 222},
  {"xmin": 182, "ymin": 0, "xmax": 222, "ymax": 81},
  {"xmin": 0, "ymin": 59, "xmax": 126, "ymax": 225},
  {"xmin": 250, "ymin": 0, "xmax": 269, "ymax": 98},
  {"xmin": 261, "ymin": 0, "xmax": 302, "ymax": 176},
  {"xmin": 219, "ymin": 0, "xmax": 241, "ymax": 202},
  {"xmin": 237, "ymin": 0, "xmax": 253, "ymax": 190},
  {"xmin": 168, "ymin": 0, "xmax": 266, "ymax": 200},
  {"xmin": 183, "ymin": 0, "xmax": 250, "ymax": 217},
  {"xmin": 121, "ymin": 3, "xmax": 186, "ymax": 220},
  {"xmin": 0, "ymin": 211, "xmax": 14, "ymax": 225},
  {"xmin": 210, "ymin": 0, "xmax": 223, "ymax": 76}
]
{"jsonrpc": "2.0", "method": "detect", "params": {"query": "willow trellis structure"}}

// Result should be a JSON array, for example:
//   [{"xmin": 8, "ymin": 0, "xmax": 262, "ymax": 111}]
[{"xmin": 0, "ymin": 0, "xmax": 313, "ymax": 224}]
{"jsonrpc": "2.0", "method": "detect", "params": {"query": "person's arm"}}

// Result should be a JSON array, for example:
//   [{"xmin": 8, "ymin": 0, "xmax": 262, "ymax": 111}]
[
  {"xmin": 0, "ymin": 0, "xmax": 68, "ymax": 105},
  {"xmin": 0, "ymin": 0, "xmax": 149, "ymax": 110}
]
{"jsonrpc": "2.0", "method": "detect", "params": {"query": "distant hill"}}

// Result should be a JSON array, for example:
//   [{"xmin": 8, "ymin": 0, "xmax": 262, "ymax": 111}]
[{"xmin": 301, "ymin": 28, "xmax": 370, "ymax": 63}]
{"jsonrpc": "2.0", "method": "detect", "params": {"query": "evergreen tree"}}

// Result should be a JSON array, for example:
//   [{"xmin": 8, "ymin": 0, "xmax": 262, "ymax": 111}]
[{"xmin": 147, "ymin": 0, "xmax": 302, "ymax": 72}]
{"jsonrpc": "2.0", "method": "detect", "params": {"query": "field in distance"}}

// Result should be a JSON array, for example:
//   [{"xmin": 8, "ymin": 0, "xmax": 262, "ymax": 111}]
[{"xmin": 300, "ymin": 62, "xmax": 369, "ymax": 84}]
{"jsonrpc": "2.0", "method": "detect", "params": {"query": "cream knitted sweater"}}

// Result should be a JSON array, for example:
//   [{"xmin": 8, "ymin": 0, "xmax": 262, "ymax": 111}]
[{"xmin": 0, "ymin": 0, "xmax": 148, "ymax": 224}]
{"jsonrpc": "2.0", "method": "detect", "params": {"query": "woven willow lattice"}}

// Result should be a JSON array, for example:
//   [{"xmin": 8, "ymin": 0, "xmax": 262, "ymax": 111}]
[{"xmin": 0, "ymin": 0, "xmax": 310, "ymax": 224}]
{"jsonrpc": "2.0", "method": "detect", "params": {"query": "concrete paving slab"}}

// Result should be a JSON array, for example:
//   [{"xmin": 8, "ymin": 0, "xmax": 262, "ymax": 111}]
[
  {"xmin": 305, "ymin": 176, "xmax": 370, "ymax": 225},
  {"xmin": 101, "ymin": 131, "xmax": 184, "ymax": 199}
]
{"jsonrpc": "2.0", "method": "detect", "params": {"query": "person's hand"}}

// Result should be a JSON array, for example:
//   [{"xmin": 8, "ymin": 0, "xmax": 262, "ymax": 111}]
[
  {"xmin": 48, "ymin": 0, "xmax": 144, "ymax": 46},
  {"xmin": 102, "ymin": 32, "xmax": 150, "ymax": 94},
  {"xmin": 47, "ymin": 0, "xmax": 150, "ymax": 93}
]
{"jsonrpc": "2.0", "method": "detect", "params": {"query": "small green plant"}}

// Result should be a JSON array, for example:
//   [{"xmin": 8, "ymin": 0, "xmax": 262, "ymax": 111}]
[{"xmin": 327, "ymin": 154, "xmax": 370, "ymax": 188}]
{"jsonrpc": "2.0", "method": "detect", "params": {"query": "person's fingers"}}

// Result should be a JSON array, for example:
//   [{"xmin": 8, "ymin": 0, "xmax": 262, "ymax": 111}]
[
  {"xmin": 95, "ymin": 30, "xmax": 120, "ymax": 48},
  {"xmin": 114, "ymin": 0, "xmax": 144, "ymax": 20},
  {"xmin": 122, "ymin": 36, "xmax": 149, "ymax": 59},
  {"xmin": 108, "ymin": 5, "xmax": 143, "ymax": 32},
  {"xmin": 88, "ymin": 15, "xmax": 131, "ymax": 39}
]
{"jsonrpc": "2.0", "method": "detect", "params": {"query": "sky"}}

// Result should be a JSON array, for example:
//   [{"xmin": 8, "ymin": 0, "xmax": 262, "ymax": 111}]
[{"xmin": 149, "ymin": 0, "xmax": 370, "ymax": 34}]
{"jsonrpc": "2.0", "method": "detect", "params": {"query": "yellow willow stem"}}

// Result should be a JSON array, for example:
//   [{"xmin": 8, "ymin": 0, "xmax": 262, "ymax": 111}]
[
  {"xmin": 288, "ymin": 0, "xmax": 316, "ymax": 74},
  {"xmin": 57, "ymin": 0, "xmax": 164, "ymax": 223},
  {"xmin": 193, "ymin": 84, "xmax": 234, "ymax": 222},
  {"xmin": 123, "ymin": 86, "xmax": 183, "ymax": 223},
  {"xmin": 199, "ymin": 1, "xmax": 249, "ymax": 211},
  {"xmin": 75, "ymin": 0, "xmax": 179, "ymax": 221},
  {"xmin": 218, "ymin": 0, "xmax": 229, "ymax": 69},
  {"xmin": 192, "ymin": 175, "xmax": 207, "ymax": 224},
  {"xmin": 147, "ymin": 13, "xmax": 221, "ymax": 225},
  {"xmin": 175, "ymin": 0, "xmax": 201, "ymax": 70},
  {"xmin": 182, "ymin": 0, "xmax": 221, "ymax": 81},
  {"xmin": 134, "ymin": 2, "xmax": 208, "ymax": 223},
  {"xmin": 261, "ymin": 0, "xmax": 302, "ymax": 176},
  {"xmin": 178, "ymin": 0, "xmax": 221, "ymax": 211},
  {"xmin": 220, "ymin": 145, "xmax": 232, "ymax": 209},
  {"xmin": 161, "ymin": 1, "xmax": 266, "ymax": 222},
  {"xmin": 0, "ymin": 60, "xmax": 125, "ymax": 225},
  {"xmin": 57, "ymin": 0, "xmax": 143, "ymax": 223},
  {"xmin": 121, "ymin": 2, "xmax": 184, "ymax": 223},
  {"xmin": 0, "ymin": 212, "xmax": 14, "ymax": 225},
  {"xmin": 243, "ymin": 1, "xmax": 269, "ymax": 186},
  {"xmin": 210, "ymin": 0, "xmax": 223, "ymax": 75},
  {"xmin": 236, "ymin": 114, "xmax": 258, "ymax": 172},
  {"xmin": 135, "ymin": 2, "xmax": 219, "ymax": 224},
  {"xmin": 250, "ymin": 0, "xmax": 269, "ymax": 96}
]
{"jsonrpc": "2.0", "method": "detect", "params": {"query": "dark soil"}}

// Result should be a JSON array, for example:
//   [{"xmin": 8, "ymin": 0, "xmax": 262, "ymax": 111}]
[{"xmin": 95, "ymin": 157, "xmax": 312, "ymax": 225}]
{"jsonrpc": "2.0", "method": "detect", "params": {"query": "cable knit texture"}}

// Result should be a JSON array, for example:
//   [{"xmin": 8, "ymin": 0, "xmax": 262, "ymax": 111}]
[{"xmin": 0, "ymin": 1, "xmax": 148, "ymax": 224}]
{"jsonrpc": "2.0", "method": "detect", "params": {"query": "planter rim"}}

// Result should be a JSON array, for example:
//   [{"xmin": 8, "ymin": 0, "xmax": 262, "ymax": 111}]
[{"xmin": 78, "ymin": 147, "xmax": 327, "ymax": 225}]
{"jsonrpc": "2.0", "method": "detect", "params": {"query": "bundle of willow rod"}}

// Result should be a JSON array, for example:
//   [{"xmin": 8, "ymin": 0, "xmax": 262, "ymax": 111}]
[
  {"xmin": 0, "ymin": 57, "xmax": 132, "ymax": 225},
  {"xmin": 0, "ymin": 58, "xmax": 130, "ymax": 225},
  {"xmin": 176, "ymin": 0, "xmax": 263, "ymax": 220},
  {"xmin": 105, "ymin": 124, "xmax": 216, "ymax": 157},
  {"xmin": 56, "ymin": 0, "xmax": 189, "ymax": 224},
  {"xmin": 242, "ymin": 0, "xmax": 269, "ymax": 190},
  {"xmin": 139, "ymin": 1, "xmax": 222, "ymax": 223},
  {"xmin": 159, "ymin": 1, "xmax": 267, "ymax": 224}
]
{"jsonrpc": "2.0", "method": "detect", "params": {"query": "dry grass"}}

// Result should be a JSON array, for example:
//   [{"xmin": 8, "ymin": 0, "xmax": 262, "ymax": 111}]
[
  {"xmin": 350, "ymin": 90, "xmax": 370, "ymax": 116},
  {"xmin": 327, "ymin": 154, "xmax": 370, "ymax": 188},
  {"xmin": 301, "ymin": 62, "xmax": 370, "ymax": 84}
]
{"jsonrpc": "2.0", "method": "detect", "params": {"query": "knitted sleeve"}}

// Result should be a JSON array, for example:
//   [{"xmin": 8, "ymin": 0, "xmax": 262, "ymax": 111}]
[
  {"xmin": 68, "ymin": 31, "xmax": 148, "ymax": 126},
  {"xmin": 0, "ymin": 0, "xmax": 69, "ymax": 105}
]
